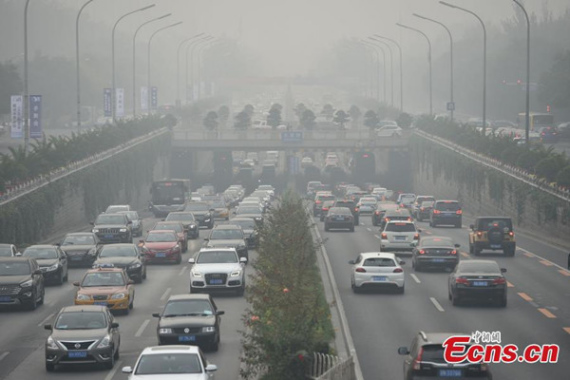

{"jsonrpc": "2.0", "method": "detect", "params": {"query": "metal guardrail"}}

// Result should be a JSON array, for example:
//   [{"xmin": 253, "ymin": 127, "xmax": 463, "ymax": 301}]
[
  {"xmin": 415, "ymin": 130, "xmax": 570, "ymax": 203},
  {"xmin": 0, "ymin": 128, "xmax": 170, "ymax": 206},
  {"xmin": 306, "ymin": 353, "xmax": 356, "ymax": 380}
]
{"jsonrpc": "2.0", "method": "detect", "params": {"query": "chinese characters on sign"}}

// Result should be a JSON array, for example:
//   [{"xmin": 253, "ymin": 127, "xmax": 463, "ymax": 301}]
[
  {"xmin": 10, "ymin": 95, "xmax": 23, "ymax": 139},
  {"xmin": 103, "ymin": 88, "xmax": 112, "ymax": 117},
  {"xmin": 141, "ymin": 86, "xmax": 148, "ymax": 111},
  {"xmin": 115, "ymin": 88, "xmax": 125, "ymax": 117},
  {"xmin": 151, "ymin": 87, "xmax": 158, "ymax": 110},
  {"xmin": 29, "ymin": 95, "xmax": 42, "ymax": 138},
  {"xmin": 281, "ymin": 131, "xmax": 303, "ymax": 143}
]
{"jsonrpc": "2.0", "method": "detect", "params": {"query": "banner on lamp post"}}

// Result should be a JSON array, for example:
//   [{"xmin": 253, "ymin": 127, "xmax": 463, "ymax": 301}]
[
  {"xmin": 103, "ymin": 88, "xmax": 112, "ymax": 117},
  {"xmin": 115, "ymin": 88, "xmax": 125, "ymax": 117},
  {"xmin": 151, "ymin": 86, "xmax": 158, "ymax": 110},
  {"xmin": 141, "ymin": 86, "xmax": 148, "ymax": 111},
  {"xmin": 29, "ymin": 95, "xmax": 42, "ymax": 138},
  {"xmin": 10, "ymin": 95, "xmax": 23, "ymax": 139}
]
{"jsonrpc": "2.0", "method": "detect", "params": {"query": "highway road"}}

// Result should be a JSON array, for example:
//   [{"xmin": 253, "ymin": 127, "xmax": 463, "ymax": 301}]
[
  {"xmin": 316, "ymin": 209, "xmax": 570, "ymax": 380},
  {"xmin": 0, "ymin": 211, "xmax": 252, "ymax": 380}
]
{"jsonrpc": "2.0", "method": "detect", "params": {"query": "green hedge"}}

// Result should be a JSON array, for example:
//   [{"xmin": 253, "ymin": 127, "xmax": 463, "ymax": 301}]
[{"xmin": 240, "ymin": 191, "xmax": 334, "ymax": 380}]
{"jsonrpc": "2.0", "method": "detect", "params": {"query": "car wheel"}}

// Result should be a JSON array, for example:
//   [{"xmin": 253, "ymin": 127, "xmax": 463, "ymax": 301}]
[
  {"xmin": 498, "ymin": 295, "xmax": 507, "ymax": 308},
  {"xmin": 45, "ymin": 363, "xmax": 55, "ymax": 372},
  {"xmin": 350, "ymin": 226, "xmax": 355, "ymax": 232},
  {"xmin": 176, "ymin": 254, "xmax": 182, "ymax": 265},
  {"xmin": 448, "ymin": 289, "xmax": 452, "ymax": 301},
  {"xmin": 56, "ymin": 270, "xmax": 64, "ymax": 285},
  {"xmin": 142, "ymin": 267, "xmax": 147, "ymax": 280},
  {"xmin": 452, "ymin": 292, "xmax": 460, "ymax": 306},
  {"xmin": 38, "ymin": 287, "xmax": 45, "ymax": 305},
  {"xmin": 397, "ymin": 285, "xmax": 405, "ymax": 294},
  {"xmin": 324, "ymin": 224, "xmax": 329, "ymax": 231},
  {"xmin": 26, "ymin": 291, "xmax": 38, "ymax": 311},
  {"xmin": 105, "ymin": 348, "xmax": 116, "ymax": 369},
  {"xmin": 351, "ymin": 283, "xmax": 359, "ymax": 293},
  {"xmin": 469, "ymin": 243, "xmax": 474, "ymax": 254},
  {"xmin": 63, "ymin": 269, "xmax": 68, "ymax": 282},
  {"xmin": 135, "ymin": 275, "xmax": 142, "ymax": 284},
  {"xmin": 414, "ymin": 262, "xmax": 421, "ymax": 272},
  {"xmin": 237, "ymin": 285, "xmax": 245, "ymax": 296},
  {"xmin": 505, "ymin": 247, "xmax": 515, "ymax": 257},
  {"xmin": 210, "ymin": 337, "xmax": 219, "ymax": 352}
]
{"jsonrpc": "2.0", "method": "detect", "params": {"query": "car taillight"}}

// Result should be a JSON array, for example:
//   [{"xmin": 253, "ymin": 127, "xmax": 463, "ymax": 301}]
[
  {"xmin": 450, "ymin": 250, "xmax": 457, "ymax": 255},
  {"xmin": 420, "ymin": 207, "xmax": 424, "ymax": 211},
  {"xmin": 508, "ymin": 231, "xmax": 514, "ymax": 237},
  {"xmin": 355, "ymin": 267, "xmax": 366, "ymax": 273},
  {"xmin": 407, "ymin": 217, "xmax": 412, "ymax": 221},
  {"xmin": 381, "ymin": 233, "xmax": 387, "ymax": 239},
  {"xmin": 493, "ymin": 277, "xmax": 506, "ymax": 285},
  {"xmin": 418, "ymin": 249, "xmax": 426, "ymax": 255},
  {"xmin": 477, "ymin": 231, "xmax": 482, "ymax": 237},
  {"xmin": 433, "ymin": 209, "xmax": 441, "ymax": 214},
  {"xmin": 323, "ymin": 207, "xmax": 329, "ymax": 211},
  {"xmin": 374, "ymin": 211, "xmax": 380, "ymax": 215},
  {"xmin": 393, "ymin": 268, "xmax": 403, "ymax": 273},
  {"xmin": 412, "ymin": 348, "xmax": 423, "ymax": 370},
  {"xmin": 456, "ymin": 210, "xmax": 463, "ymax": 215},
  {"xmin": 413, "ymin": 233, "xmax": 420, "ymax": 240},
  {"xmin": 315, "ymin": 200, "xmax": 322, "ymax": 204},
  {"xmin": 456, "ymin": 277, "xmax": 469, "ymax": 285},
  {"xmin": 384, "ymin": 217, "xmax": 390, "ymax": 222},
  {"xmin": 355, "ymin": 207, "xmax": 359, "ymax": 212}
]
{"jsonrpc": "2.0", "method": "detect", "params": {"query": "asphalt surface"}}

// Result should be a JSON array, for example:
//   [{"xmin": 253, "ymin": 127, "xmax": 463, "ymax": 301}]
[
  {"xmin": 316, "ymin": 210, "xmax": 570, "ymax": 380},
  {"xmin": 0, "ymin": 211, "xmax": 253, "ymax": 380}
]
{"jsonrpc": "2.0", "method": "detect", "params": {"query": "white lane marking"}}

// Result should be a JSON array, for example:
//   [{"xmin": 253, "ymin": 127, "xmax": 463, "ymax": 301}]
[
  {"xmin": 160, "ymin": 287, "xmax": 172, "ymax": 301},
  {"xmin": 104, "ymin": 360, "xmax": 122, "ymax": 380},
  {"xmin": 410, "ymin": 274, "xmax": 421, "ymax": 284},
  {"xmin": 178, "ymin": 266, "xmax": 188, "ymax": 276},
  {"xmin": 0, "ymin": 352, "xmax": 9, "ymax": 361},
  {"xmin": 366, "ymin": 228, "xmax": 371, "ymax": 232},
  {"xmin": 135, "ymin": 319, "xmax": 150, "ymax": 337},
  {"xmin": 37, "ymin": 313, "xmax": 55, "ymax": 327},
  {"xmin": 374, "ymin": 234, "xmax": 381, "ymax": 239},
  {"xmin": 430, "ymin": 297, "xmax": 445, "ymax": 312},
  {"xmin": 518, "ymin": 246, "xmax": 570, "ymax": 274}
]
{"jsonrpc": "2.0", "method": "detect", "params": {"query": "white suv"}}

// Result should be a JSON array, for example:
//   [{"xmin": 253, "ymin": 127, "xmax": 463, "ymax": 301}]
[
  {"xmin": 380, "ymin": 221, "xmax": 421, "ymax": 252},
  {"xmin": 189, "ymin": 248, "xmax": 247, "ymax": 296}
]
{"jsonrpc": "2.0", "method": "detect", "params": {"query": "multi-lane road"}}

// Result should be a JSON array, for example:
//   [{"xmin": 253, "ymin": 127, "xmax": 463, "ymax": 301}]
[
  {"xmin": 0, "ymin": 211, "xmax": 253, "ymax": 380},
  {"xmin": 317, "ymin": 210, "xmax": 570, "ymax": 380}
]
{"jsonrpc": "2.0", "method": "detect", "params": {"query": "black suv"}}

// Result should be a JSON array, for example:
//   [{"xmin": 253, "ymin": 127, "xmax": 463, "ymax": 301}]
[
  {"xmin": 92, "ymin": 213, "xmax": 133, "ymax": 243},
  {"xmin": 430, "ymin": 200, "xmax": 462, "ymax": 228},
  {"xmin": 22, "ymin": 245, "xmax": 69, "ymax": 285},
  {"xmin": 185, "ymin": 202, "xmax": 215, "ymax": 229},
  {"xmin": 333, "ymin": 199, "xmax": 359, "ymax": 225},
  {"xmin": 398, "ymin": 331, "xmax": 493, "ymax": 380},
  {"xmin": 0, "ymin": 257, "xmax": 45, "ymax": 310},
  {"xmin": 469, "ymin": 217, "xmax": 516, "ymax": 256},
  {"xmin": 204, "ymin": 225, "xmax": 248, "ymax": 260}
]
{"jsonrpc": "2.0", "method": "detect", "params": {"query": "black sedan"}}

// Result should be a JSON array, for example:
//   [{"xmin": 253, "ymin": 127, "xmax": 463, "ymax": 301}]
[
  {"xmin": 184, "ymin": 202, "xmax": 215, "ymax": 229},
  {"xmin": 59, "ymin": 232, "xmax": 100, "ymax": 267},
  {"xmin": 412, "ymin": 236, "xmax": 460, "ymax": 272},
  {"xmin": 448, "ymin": 260, "xmax": 507, "ymax": 307},
  {"xmin": 22, "ymin": 245, "xmax": 68, "ymax": 285},
  {"xmin": 153, "ymin": 293, "xmax": 224, "ymax": 351},
  {"xmin": 93, "ymin": 244, "xmax": 147, "ymax": 283}
]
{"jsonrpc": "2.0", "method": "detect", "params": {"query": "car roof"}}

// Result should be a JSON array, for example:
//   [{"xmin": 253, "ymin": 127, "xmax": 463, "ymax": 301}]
[
  {"xmin": 359, "ymin": 252, "xmax": 397, "ymax": 260},
  {"xmin": 141, "ymin": 345, "xmax": 201, "ymax": 355},
  {"xmin": 476, "ymin": 216, "xmax": 511, "ymax": 219},
  {"xmin": 25, "ymin": 244, "xmax": 57, "ymax": 249},
  {"xmin": 167, "ymin": 212, "xmax": 194, "ymax": 215},
  {"xmin": 98, "ymin": 213, "xmax": 126, "ymax": 217},
  {"xmin": 0, "ymin": 257, "xmax": 33, "ymax": 262},
  {"xmin": 148, "ymin": 230, "xmax": 177, "ymax": 234},
  {"xmin": 199, "ymin": 247, "xmax": 237, "ymax": 253},
  {"xmin": 0, "ymin": 244, "xmax": 14, "ymax": 247},
  {"xmin": 386, "ymin": 220, "xmax": 414, "ymax": 225},
  {"xmin": 60, "ymin": 305, "xmax": 108, "ymax": 313},
  {"xmin": 85, "ymin": 267, "xmax": 124, "ymax": 274},
  {"xmin": 101, "ymin": 243, "xmax": 136, "ymax": 248},
  {"xmin": 64, "ymin": 232, "xmax": 94, "ymax": 236},
  {"xmin": 168, "ymin": 293, "xmax": 210, "ymax": 302},
  {"xmin": 420, "ymin": 332, "xmax": 467, "ymax": 345}
]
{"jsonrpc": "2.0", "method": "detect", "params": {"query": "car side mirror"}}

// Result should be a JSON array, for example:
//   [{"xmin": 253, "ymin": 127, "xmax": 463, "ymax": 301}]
[
  {"xmin": 398, "ymin": 347, "xmax": 410, "ymax": 355},
  {"xmin": 73, "ymin": 281, "xmax": 80, "ymax": 286},
  {"xmin": 139, "ymin": 240, "xmax": 144, "ymax": 244},
  {"xmin": 127, "ymin": 220, "xmax": 132, "ymax": 225},
  {"xmin": 399, "ymin": 260, "xmax": 406, "ymax": 265},
  {"xmin": 417, "ymin": 228, "xmax": 422, "ymax": 233},
  {"xmin": 469, "ymin": 224, "xmax": 475, "ymax": 230},
  {"xmin": 188, "ymin": 258, "xmax": 196, "ymax": 264},
  {"xmin": 500, "ymin": 268, "xmax": 507, "ymax": 273},
  {"xmin": 122, "ymin": 366, "xmax": 133, "ymax": 374},
  {"xmin": 44, "ymin": 324, "xmax": 52, "ymax": 330},
  {"xmin": 216, "ymin": 310, "xmax": 225, "ymax": 316},
  {"xmin": 152, "ymin": 313, "xmax": 160, "ymax": 318},
  {"xmin": 205, "ymin": 364, "xmax": 218, "ymax": 372},
  {"xmin": 239, "ymin": 257, "xmax": 248, "ymax": 264},
  {"xmin": 348, "ymin": 260, "xmax": 355, "ymax": 264},
  {"xmin": 128, "ymin": 279, "xmax": 135, "ymax": 285},
  {"xmin": 111, "ymin": 322, "xmax": 119, "ymax": 328}
]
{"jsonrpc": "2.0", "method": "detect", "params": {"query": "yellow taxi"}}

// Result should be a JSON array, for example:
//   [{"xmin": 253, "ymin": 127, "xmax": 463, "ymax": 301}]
[{"xmin": 73, "ymin": 266, "xmax": 135, "ymax": 314}]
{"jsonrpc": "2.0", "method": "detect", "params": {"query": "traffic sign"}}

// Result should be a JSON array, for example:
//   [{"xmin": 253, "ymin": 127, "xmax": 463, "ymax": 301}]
[
  {"xmin": 288, "ymin": 156, "xmax": 300, "ymax": 174},
  {"xmin": 447, "ymin": 102, "xmax": 455, "ymax": 111},
  {"xmin": 281, "ymin": 131, "xmax": 303, "ymax": 143}
]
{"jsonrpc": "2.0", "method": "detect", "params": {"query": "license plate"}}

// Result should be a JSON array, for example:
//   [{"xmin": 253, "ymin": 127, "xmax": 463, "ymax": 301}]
[
  {"xmin": 178, "ymin": 335, "xmax": 196, "ymax": 342},
  {"xmin": 104, "ymin": 234, "xmax": 114, "ymax": 239},
  {"xmin": 395, "ymin": 236, "xmax": 406, "ymax": 241},
  {"xmin": 372, "ymin": 276, "xmax": 387, "ymax": 281},
  {"xmin": 71, "ymin": 256, "xmax": 83, "ymax": 261},
  {"xmin": 334, "ymin": 216, "xmax": 344, "ymax": 220},
  {"xmin": 432, "ymin": 258, "xmax": 445, "ymax": 263},
  {"xmin": 94, "ymin": 301, "xmax": 107, "ymax": 306},
  {"xmin": 210, "ymin": 279, "xmax": 223, "ymax": 285},
  {"xmin": 0, "ymin": 296, "xmax": 12, "ymax": 302},
  {"xmin": 472, "ymin": 281, "xmax": 488, "ymax": 287},
  {"xmin": 155, "ymin": 253, "xmax": 166, "ymax": 258},
  {"xmin": 439, "ymin": 369, "xmax": 462, "ymax": 377},
  {"xmin": 68, "ymin": 351, "xmax": 88, "ymax": 358},
  {"xmin": 490, "ymin": 244, "xmax": 501, "ymax": 249}
]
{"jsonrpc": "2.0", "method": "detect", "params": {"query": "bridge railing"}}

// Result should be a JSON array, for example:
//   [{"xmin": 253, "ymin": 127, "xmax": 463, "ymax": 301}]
[{"xmin": 306, "ymin": 353, "xmax": 356, "ymax": 380}]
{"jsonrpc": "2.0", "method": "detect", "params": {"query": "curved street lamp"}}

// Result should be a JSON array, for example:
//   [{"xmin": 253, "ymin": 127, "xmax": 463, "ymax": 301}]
[
  {"xmin": 185, "ymin": 35, "xmax": 214, "ymax": 104},
  {"xmin": 23, "ymin": 0, "xmax": 31, "ymax": 151},
  {"xmin": 76, "ymin": 0, "xmax": 98, "ymax": 131},
  {"xmin": 176, "ymin": 33, "xmax": 205, "ymax": 107},
  {"xmin": 374, "ymin": 35, "xmax": 404, "ymax": 112},
  {"xmin": 361, "ymin": 40, "xmax": 386, "ymax": 104},
  {"xmin": 369, "ymin": 36, "xmax": 394, "ymax": 107},
  {"xmin": 396, "ymin": 23, "xmax": 433, "ymax": 115},
  {"xmin": 513, "ymin": 0, "xmax": 531, "ymax": 144}
]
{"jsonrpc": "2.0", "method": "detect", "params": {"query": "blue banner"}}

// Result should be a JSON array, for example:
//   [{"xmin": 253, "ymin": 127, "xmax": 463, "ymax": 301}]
[
  {"xmin": 151, "ymin": 87, "xmax": 158, "ymax": 110},
  {"xmin": 103, "ymin": 88, "xmax": 112, "ymax": 117},
  {"xmin": 29, "ymin": 95, "xmax": 42, "ymax": 138},
  {"xmin": 281, "ymin": 131, "xmax": 303, "ymax": 143}
]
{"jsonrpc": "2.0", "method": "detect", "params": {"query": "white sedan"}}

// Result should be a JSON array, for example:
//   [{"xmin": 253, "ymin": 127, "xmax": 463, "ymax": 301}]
[
  {"xmin": 122, "ymin": 345, "xmax": 217, "ymax": 379},
  {"xmin": 376, "ymin": 125, "xmax": 403, "ymax": 137},
  {"xmin": 380, "ymin": 221, "xmax": 421, "ymax": 253},
  {"xmin": 349, "ymin": 252, "xmax": 405, "ymax": 293}
]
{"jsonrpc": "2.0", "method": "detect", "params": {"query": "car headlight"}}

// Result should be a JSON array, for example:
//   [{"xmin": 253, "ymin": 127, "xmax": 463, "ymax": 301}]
[
  {"xmin": 119, "ymin": 228, "xmax": 127, "ymax": 232},
  {"xmin": 129, "ymin": 262, "xmax": 142, "ymax": 269},
  {"xmin": 202, "ymin": 326, "xmax": 215, "ymax": 333},
  {"xmin": 20, "ymin": 279, "xmax": 33, "ymax": 287},
  {"xmin": 204, "ymin": 218, "xmax": 210, "ymax": 221},
  {"xmin": 92, "ymin": 228, "xmax": 99, "ymax": 233},
  {"xmin": 254, "ymin": 217, "xmax": 262, "ymax": 221},
  {"xmin": 97, "ymin": 335, "xmax": 111, "ymax": 349},
  {"xmin": 230, "ymin": 270, "xmax": 242, "ymax": 277},
  {"xmin": 88, "ymin": 248, "xmax": 97, "ymax": 256},
  {"xmin": 46, "ymin": 336, "xmax": 59, "ymax": 350},
  {"xmin": 159, "ymin": 328, "xmax": 172, "ymax": 334},
  {"xmin": 110, "ymin": 293, "xmax": 126, "ymax": 299},
  {"xmin": 46, "ymin": 264, "xmax": 59, "ymax": 272},
  {"xmin": 189, "ymin": 224, "xmax": 196, "ymax": 229},
  {"xmin": 191, "ymin": 271, "xmax": 202, "ymax": 277},
  {"xmin": 76, "ymin": 294, "xmax": 90, "ymax": 301}
]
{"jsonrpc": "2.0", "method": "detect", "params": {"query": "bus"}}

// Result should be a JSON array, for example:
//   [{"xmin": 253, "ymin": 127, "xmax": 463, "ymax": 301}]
[
  {"xmin": 149, "ymin": 179, "xmax": 190, "ymax": 217},
  {"xmin": 517, "ymin": 113, "xmax": 554, "ymax": 132}
]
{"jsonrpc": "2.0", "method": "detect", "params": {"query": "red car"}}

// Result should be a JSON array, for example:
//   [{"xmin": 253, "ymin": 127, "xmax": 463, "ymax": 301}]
[{"xmin": 139, "ymin": 230, "xmax": 181, "ymax": 265}]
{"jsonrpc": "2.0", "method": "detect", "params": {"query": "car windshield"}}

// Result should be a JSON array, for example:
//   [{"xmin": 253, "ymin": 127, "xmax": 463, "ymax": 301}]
[
  {"xmin": 420, "ymin": 201, "xmax": 435, "ymax": 207},
  {"xmin": 258, "ymin": 186, "xmax": 273, "ymax": 190},
  {"xmin": 458, "ymin": 262, "xmax": 500, "ymax": 274},
  {"xmin": 477, "ymin": 219, "xmax": 513, "ymax": 231},
  {"xmin": 360, "ymin": 198, "xmax": 377, "ymax": 204},
  {"xmin": 154, "ymin": 223, "xmax": 182, "ymax": 233},
  {"xmin": 23, "ymin": 247, "xmax": 58, "ymax": 259},
  {"xmin": 231, "ymin": 220, "xmax": 255, "ymax": 230},
  {"xmin": 62, "ymin": 235, "xmax": 95, "ymax": 246},
  {"xmin": 163, "ymin": 300, "xmax": 214, "ymax": 317},
  {"xmin": 421, "ymin": 344, "xmax": 447, "ymax": 362},
  {"xmin": 363, "ymin": 258, "xmax": 396, "ymax": 267},
  {"xmin": 210, "ymin": 229, "xmax": 244, "ymax": 240},
  {"xmin": 135, "ymin": 353, "xmax": 202, "ymax": 375},
  {"xmin": 166, "ymin": 213, "xmax": 195, "ymax": 222},
  {"xmin": 436, "ymin": 202, "xmax": 460, "ymax": 211},
  {"xmin": 330, "ymin": 208, "xmax": 351, "ymax": 215},
  {"xmin": 400, "ymin": 195, "xmax": 415, "ymax": 202},
  {"xmin": 0, "ymin": 247, "xmax": 13, "ymax": 257},
  {"xmin": 119, "ymin": 211, "xmax": 138, "ymax": 221},
  {"xmin": 146, "ymin": 233, "xmax": 177, "ymax": 243},
  {"xmin": 99, "ymin": 246, "xmax": 136, "ymax": 257},
  {"xmin": 317, "ymin": 195, "xmax": 336, "ymax": 202},
  {"xmin": 81, "ymin": 272, "xmax": 125, "ymax": 287},
  {"xmin": 211, "ymin": 201, "xmax": 226, "ymax": 208},
  {"xmin": 0, "ymin": 262, "xmax": 30, "ymax": 275},
  {"xmin": 55, "ymin": 312, "xmax": 107, "ymax": 330},
  {"xmin": 420, "ymin": 237, "xmax": 454, "ymax": 248},
  {"xmin": 106, "ymin": 206, "xmax": 128, "ymax": 213},
  {"xmin": 95, "ymin": 215, "xmax": 126, "ymax": 225},
  {"xmin": 185, "ymin": 203, "xmax": 208, "ymax": 212},
  {"xmin": 385, "ymin": 223, "xmax": 416, "ymax": 232},
  {"xmin": 197, "ymin": 251, "xmax": 238, "ymax": 264},
  {"xmin": 237, "ymin": 207, "xmax": 262, "ymax": 215}
]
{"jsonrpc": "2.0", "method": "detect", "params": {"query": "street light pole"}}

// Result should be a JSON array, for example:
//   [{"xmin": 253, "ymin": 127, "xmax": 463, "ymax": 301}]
[
  {"xmin": 513, "ymin": 0, "xmax": 531, "ymax": 144},
  {"xmin": 362, "ymin": 41, "xmax": 386, "ymax": 104},
  {"xmin": 147, "ymin": 21, "xmax": 183, "ymax": 114},
  {"xmin": 396, "ymin": 23, "xmax": 433, "ymax": 115},
  {"xmin": 76, "ymin": 0, "xmax": 97, "ymax": 132},
  {"xmin": 413, "ymin": 13, "xmax": 454, "ymax": 121},
  {"xmin": 195, "ymin": 40, "xmax": 219, "ymax": 101},
  {"xmin": 23, "ymin": 0, "xmax": 31, "ymax": 151},
  {"xmin": 132, "ymin": 13, "xmax": 171, "ymax": 117},
  {"xmin": 440, "ymin": 1, "xmax": 486, "ymax": 129},
  {"xmin": 186, "ymin": 36, "xmax": 214, "ymax": 104},
  {"xmin": 111, "ymin": 4, "xmax": 155, "ymax": 123},
  {"xmin": 374, "ymin": 35, "xmax": 404, "ymax": 112},
  {"xmin": 176, "ymin": 33, "xmax": 204, "ymax": 108},
  {"xmin": 369, "ymin": 37, "xmax": 394, "ymax": 107}
]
